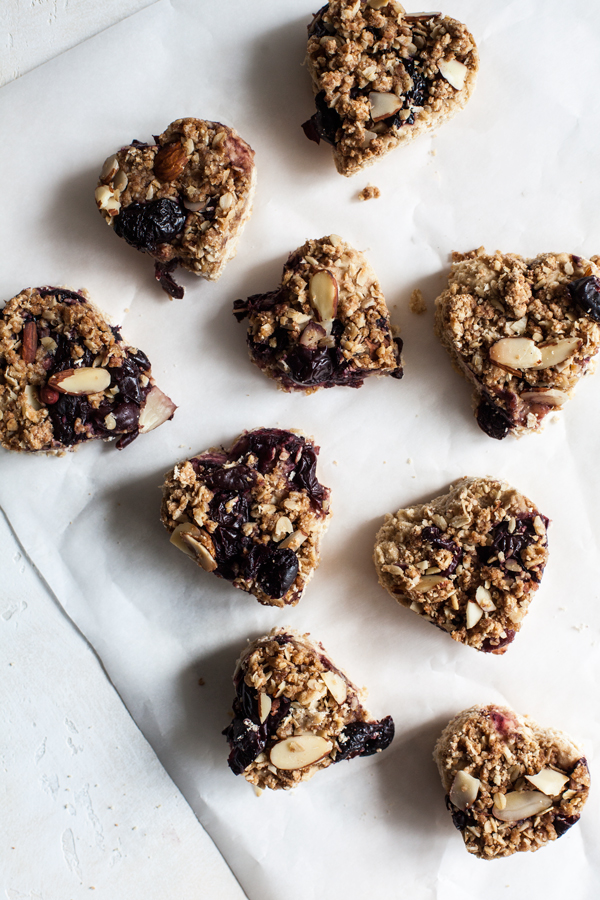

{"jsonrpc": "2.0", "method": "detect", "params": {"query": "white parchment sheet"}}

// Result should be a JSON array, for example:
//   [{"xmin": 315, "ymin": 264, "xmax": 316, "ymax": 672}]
[{"xmin": 1, "ymin": 1, "xmax": 600, "ymax": 897}]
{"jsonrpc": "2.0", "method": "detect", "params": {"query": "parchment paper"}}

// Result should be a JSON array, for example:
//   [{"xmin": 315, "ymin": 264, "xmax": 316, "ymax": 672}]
[{"xmin": 1, "ymin": 1, "xmax": 600, "ymax": 897}]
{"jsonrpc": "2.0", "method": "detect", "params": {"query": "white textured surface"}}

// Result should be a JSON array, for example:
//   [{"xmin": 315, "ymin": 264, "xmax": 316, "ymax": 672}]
[
  {"xmin": 1, "ymin": 0, "xmax": 156, "ymax": 87},
  {"xmin": 0, "ymin": 513, "xmax": 246, "ymax": 899}
]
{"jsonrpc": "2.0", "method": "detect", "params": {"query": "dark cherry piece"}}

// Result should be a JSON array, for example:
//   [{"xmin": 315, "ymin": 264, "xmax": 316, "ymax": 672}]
[
  {"xmin": 476, "ymin": 397, "xmax": 513, "ymax": 440},
  {"xmin": 114, "ymin": 198, "xmax": 187, "ymax": 251},
  {"xmin": 567, "ymin": 275, "xmax": 600, "ymax": 322},
  {"xmin": 335, "ymin": 716, "xmax": 395, "ymax": 761}
]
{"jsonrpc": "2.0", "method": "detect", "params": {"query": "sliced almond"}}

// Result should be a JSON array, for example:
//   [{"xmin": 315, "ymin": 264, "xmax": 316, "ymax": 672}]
[
  {"xmin": 489, "ymin": 337, "xmax": 542, "ymax": 370},
  {"xmin": 413, "ymin": 574, "xmax": 447, "ymax": 593},
  {"xmin": 48, "ymin": 367, "xmax": 111, "ymax": 395},
  {"xmin": 113, "ymin": 169, "xmax": 128, "ymax": 193},
  {"xmin": 100, "ymin": 154, "xmax": 119, "ymax": 181},
  {"xmin": 475, "ymin": 585, "xmax": 495, "ymax": 611},
  {"xmin": 95, "ymin": 184, "xmax": 121, "ymax": 213},
  {"xmin": 273, "ymin": 516, "xmax": 294, "ymax": 542},
  {"xmin": 465, "ymin": 600, "xmax": 483, "ymax": 629},
  {"xmin": 138, "ymin": 386, "xmax": 177, "ymax": 433},
  {"xmin": 360, "ymin": 129, "xmax": 378, "ymax": 148},
  {"xmin": 369, "ymin": 91, "xmax": 403, "ymax": 122},
  {"xmin": 258, "ymin": 692, "xmax": 272, "ymax": 724},
  {"xmin": 104, "ymin": 413, "xmax": 117, "ymax": 431},
  {"xmin": 525, "ymin": 768, "xmax": 569, "ymax": 796},
  {"xmin": 24, "ymin": 384, "xmax": 41, "ymax": 411},
  {"xmin": 438, "ymin": 58, "xmax": 468, "ymax": 91},
  {"xmin": 309, "ymin": 270, "xmax": 338, "ymax": 322},
  {"xmin": 492, "ymin": 790, "xmax": 553, "ymax": 823},
  {"xmin": 449, "ymin": 770, "xmax": 481, "ymax": 811},
  {"xmin": 405, "ymin": 12, "xmax": 441, "ymax": 21},
  {"xmin": 530, "ymin": 338, "xmax": 581, "ymax": 370},
  {"xmin": 299, "ymin": 321, "xmax": 327, "ymax": 349},
  {"xmin": 279, "ymin": 530, "xmax": 307, "ymax": 551},
  {"xmin": 269, "ymin": 734, "xmax": 333, "ymax": 770},
  {"xmin": 521, "ymin": 389, "xmax": 568, "ymax": 408},
  {"xmin": 40, "ymin": 336, "xmax": 58, "ymax": 351},
  {"xmin": 170, "ymin": 522, "xmax": 203, "ymax": 558},
  {"xmin": 367, "ymin": 0, "xmax": 389, "ymax": 7},
  {"xmin": 180, "ymin": 532, "xmax": 218, "ymax": 571},
  {"xmin": 321, "ymin": 671, "xmax": 348, "ymax": 705}
]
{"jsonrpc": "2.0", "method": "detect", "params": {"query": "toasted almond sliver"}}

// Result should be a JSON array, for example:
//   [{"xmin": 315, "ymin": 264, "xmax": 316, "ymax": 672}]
[
  {"xmin": 413, "ymin": 574, "xmax": 447, "ymax": 593},
  {"xmin": 269, "ymin": 735, "xmax": 333, "ymax": 770},
  {"xmin": 489, "ymin": 337, "xmax": 542, "ymax": 369},
  {"xmin": 525, "ymin": 768, "xmax": 569, "ymax": 796},
  {"xmin": 321, "ymin": 671, "xmax": 348, "ymax": 705},
  {"xmin": 465, "ymin": 600, "xmax": 483, "ymax": 629},
  {"xmin": 449, "ymin": 770, "xmax": 481, "ymax": 811},
  {"xmin": 521, "ymin": 389, "xmax": 568, "ymax": 408},
  {"xmin": 531, "ymin": 338, "xmax": 581, "ymax": 370},
  {"xmin": 258, "ymin": 692, "xmax": 272, "ymax": 724},
  {"xmin": 309, "ymin": 271, "xmax": 338, "ymax": 322},
  {"xmin": 48, "ymin": 367, "xmax": 111, "ymax": 395},
  {"xmin": 369, "ymin": 91, "xmax": 403, "ymax": 122},
  {"xmin": 492, "ymin": 790, "xmax": 553, "ymax": 823},
  {"xmin": 438, "ymin": 58, "xmax": 467, "ymax": 91}
]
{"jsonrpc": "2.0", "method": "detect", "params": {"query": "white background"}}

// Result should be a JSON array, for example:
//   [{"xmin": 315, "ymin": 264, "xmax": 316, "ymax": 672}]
[{"xmin": 1, "ymin": 1, "xmax": 600, "ymax": 898}]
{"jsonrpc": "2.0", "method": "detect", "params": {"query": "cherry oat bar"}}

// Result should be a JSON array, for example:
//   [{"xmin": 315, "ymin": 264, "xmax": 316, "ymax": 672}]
[
  {"xmin": 223, "ymin": 627, "xmax": 394, "ymax": 790},
  {"xmin": 0, "ymin": 286, "xmax": 175, "ymax": 453},
  {"xmin": 303, "ymin": 1, "xmax": 478, "ymax": 176},
  {"xmin": 233, "ymin": 234, "xmax": 403, "ymax": 393},
  {"xmin": 373, "ymin": 477, "xmax": 549, "ymax": 653},
  {"xmin": 434, "ymin": 248, "xmax": 600, "ymax": 438},
  {"xmin": 161, "ymin": 428, "xmax": 332, "ymax": 607},
  {"xmin": 434, "ymin": 704, "xmax": 590, "ymax": 859},
  {"xmin": 95, "ymin": 117, "xmax": 256, "ymax": 298}
]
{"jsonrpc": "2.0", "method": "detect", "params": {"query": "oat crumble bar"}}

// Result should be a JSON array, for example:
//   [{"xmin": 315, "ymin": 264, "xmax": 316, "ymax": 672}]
[
  {"xmin": 303, "ymin": 1, "xmax": 478, "ymax": 176},
  {"xmin": 161, "ymin": 428, "xmax": 332, "ymax": 607},
  {"xmin": 0, "ymin": 286, "xmax": 175, "ymax": 454},
  {"xmin": 95, "ymin": 118, "xmax": 256, "ymax": 298},
  {"xmin": 434, "ymin": 704, "xmax": 590, "ymax": 859},
  {"xmin": 373, "ymin": 477, "xmax": 549, "ymax": 653},
  {"xmin": 233, "ymin": 235, "xmax": 403, "ymax": 393},
  {"xmin": 223, "ymin": 628, "xmax": 394, "ymax": 790},
  {"xmin": 435, "ymin": 248, "xmax": 600, "ymax": 438}
]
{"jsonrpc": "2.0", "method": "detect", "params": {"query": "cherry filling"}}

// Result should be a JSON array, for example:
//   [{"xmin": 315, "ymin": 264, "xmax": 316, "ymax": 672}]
[
  {"xmin": 190, "ymin": 429, "xmax": 328, "ymax": 598},
  {"xmin": 421, "ymin": 525, "xmax": 463, "ymax": 575},
  {"xmin": 223, "ymin": 675, "xmax": 291, "ymax": 775},
  {"xmin": 32, "ymin": 304, "xmax": 153, "ymax": 450}
]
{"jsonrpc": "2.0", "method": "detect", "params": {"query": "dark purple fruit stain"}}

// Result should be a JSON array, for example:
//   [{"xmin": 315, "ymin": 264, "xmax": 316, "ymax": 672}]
[
  {"xmin": 114, "ymin": 198, "xmax": 187, "ymax": 252},
  {"xmin": 223, "ymin": 676, "xmax": 291, "ymax": 775},
  {"xmin": 421, "ymin": 525, "xmax": 462, "ymax": 575},
  {"xmin": 189, "ymin": 430, "xmax": 328, "ymax": 598},
  {"xmin": 477, "ymin": 514, "xmax": 548, "ymax": 580},
  {"xmin": 554, "ymin": 814, "xmax": 580, "ymax": 837},
  {"xmin": 567, "ymin": 275, "xmax": 600, "ymax": 322},
  {"xmin": 445, "ymin": 795, "xmax": 472, "ymax": 832},
  {"xmin": 155, "ymin": 260, "xmax": 184, "ymax": 299},
  {"xmin": 302, "ymin": 91, "xmax": 343, "ymax": 146},
  {"xmin": 480, "ymin": 630, "xmax": 516, "ymax": 654},
  {"xmin": 335, "ymin": 715, "xmax": 395, "ymax": 761},
  {"xmin": 476, "ymin": 397, "xmax": 513, "ymax": 439}
]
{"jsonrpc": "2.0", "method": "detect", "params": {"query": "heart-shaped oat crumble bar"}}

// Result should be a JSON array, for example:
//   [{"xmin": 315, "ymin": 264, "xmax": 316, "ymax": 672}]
[
  {"xmin": 161, "ymin": 428, "xmax": 331, "ymax": 608},
  {"xmin": 0, "ymin": 286, "xmax": 175, "ymax": 454},
  {"xmin": 233, "ymin": 234, "xmax": 403, "ymax": 393},
  {"xmin": 434, "ymin": 704, "xmax": 590, "ymax": 859},
  {"xmin": 95, "ymin": 118, "xmax": 256, "ymax": 298},
  {"xmin": 303, "ymin": 2, "xmax": 478, "ymax": 176},
  {"xmin": 223, "ymin": 628, "xmax": 394, "ymax": 790},
  {"xmin": 435, "ymin": 248, "xmax": 600, "ymax": 438},
  {"xmin": 374, "ymin": 477, "xmax": 549, "ymax": 653}
]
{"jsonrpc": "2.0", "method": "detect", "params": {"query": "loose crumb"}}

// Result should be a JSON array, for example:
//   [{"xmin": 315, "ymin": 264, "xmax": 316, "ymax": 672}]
[
  {"xmin": 358, "ymin": 184, "xmax": 380, "ymax": 201},
  {"xmin": 409, "ymin": 288, "xmax": 427, "ymax": 315}
]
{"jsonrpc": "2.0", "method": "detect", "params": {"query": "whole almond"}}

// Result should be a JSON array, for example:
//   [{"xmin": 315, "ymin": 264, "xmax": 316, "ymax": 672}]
[
  {"xmin": 21, "ymin": 321, "xmax": 38, "ymax": 364},
  {"xmin": 153, "ymin": 142, "xmax": 188, "ymax": 182}
]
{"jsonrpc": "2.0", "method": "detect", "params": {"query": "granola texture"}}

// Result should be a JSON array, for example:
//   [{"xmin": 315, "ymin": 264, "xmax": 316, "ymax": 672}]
[
  {"xmin": 0, "ymin": 287, "xmax": 175, "ymax": 454},
  {"xmin": 233, "ymin": 235, "xmax": 403, "ymax": 394},
  {"xmin": 303, "ymin": 2, "xmax": 478, "ymax": 176},
  {"xmin": 435, "ymin": 248, "xmax": 600, "ymax": 438},
  {"xmin": 96, "ymin": 117, "xmax": 256, "ymax": 297},
  {"xmin": 161, "ymin": 428, "xmax": 332, "ymax": 607},
  {"xmin": 434, "ymin": 704, "xmax": 590, "ymax": 859},
  {"xmin": 223, "ymin": 628, "xmax": 395, "ymax": 790},
  {"xmin": 373, "ymin": 477, "xmax": 549, "ymax": 653}
]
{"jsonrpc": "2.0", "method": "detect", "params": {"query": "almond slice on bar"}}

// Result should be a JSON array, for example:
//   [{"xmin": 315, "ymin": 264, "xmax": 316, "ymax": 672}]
[
  {"xmin": 489, "ymin": 337, "xmax": 542, "ymax": 369},
  {"xmin": 269, "ymin": 734, "xmax": 333, "ymax": 770},
  {"xmin": 465, "ymin": 600, "xmax": 483, "ymax": 629},
  {"xmin": 320, "ymin": 670, "xmax": 348, "ymax": 705},
  {"xmin": 492, "ymin": 790, "xmax": 553, "ymax": 823},
  {"xmin": 530, "ymin": 338, "xmax": 581, "ymax": 370},
  {"xmin": 521, "ymin": 389, "xmax": 568, "ymax": 407},
  {"xmin": 308, "ymin": 270, "xmax": 338, "ymax": 322},
  {"xmin": 438, "ymin": 59, "xmax": 468, "ymax": 91},
  {"xmin": 258, "ymin": 692, "xmax": 272, "ymax": 724},
  {"xmin": 48, "ymin": 367, "xmax": 111, "ymax": 395},
  {"xmin": 525, "ymin": 768, "xmax": 569, "ymax": 796},
  {"xmin": 369, "ymin": 91, "xmax": 403, "ymax": 122},
  {"xmin": 449, "ymin": 770, "xmax": 480, "ymax": 811},
  {"xmin": 139, "ymin": 386, "xmax": 177, "ymax": 433}
]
